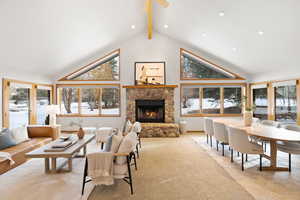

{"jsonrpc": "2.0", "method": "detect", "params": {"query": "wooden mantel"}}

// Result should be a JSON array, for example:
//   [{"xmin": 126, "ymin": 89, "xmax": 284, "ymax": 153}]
[{"xmin": 122, "ymin": 85, "xmax": 178, "ymax": 89}]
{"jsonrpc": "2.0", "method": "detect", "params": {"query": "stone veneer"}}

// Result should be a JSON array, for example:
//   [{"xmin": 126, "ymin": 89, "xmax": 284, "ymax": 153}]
[
  {"xmin": 126, "ymin": 87, "xmax": 175, "ymax": 123},
  {"xmin": 125, "ymin": 87, "xmax": 179, "ymax": 137}
]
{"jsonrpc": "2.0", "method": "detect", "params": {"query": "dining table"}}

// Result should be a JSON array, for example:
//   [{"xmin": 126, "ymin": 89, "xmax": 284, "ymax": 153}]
[{"xmin": 212, "ymin": 118, "xmax": 300, "ymax": 171}]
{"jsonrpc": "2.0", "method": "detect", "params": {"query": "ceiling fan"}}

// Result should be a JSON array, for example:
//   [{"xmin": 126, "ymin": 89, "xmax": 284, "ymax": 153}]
[{"xmin": 145, "ymin": 0, "xmax": 169, "ymax": 40}]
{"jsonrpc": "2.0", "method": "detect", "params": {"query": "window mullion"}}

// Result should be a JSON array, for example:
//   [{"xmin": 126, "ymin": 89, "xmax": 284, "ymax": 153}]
[
  {"xmin": 99, "ymin": 88, "xmax": 102, "ymax": 116},
  {"xmin": 78, "ymin": 88, "xmax": 81, "ymax": 115},
  {"xmin": 220, "ymin": 87, "xmax": 224, "ymax": 114},
  {"xmin": 199, "ymin": 87, "xmax": 203, "ymax": 113}
]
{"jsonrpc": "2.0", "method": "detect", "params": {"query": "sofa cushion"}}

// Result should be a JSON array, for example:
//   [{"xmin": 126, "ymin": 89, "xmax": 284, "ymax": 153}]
[
  {"xmin": 0, "ymin": 129, "xmax": 17, "ymax": 150},
  {"xmin": 0, "ymin": 137, "xmax": 52, "ymax": 175},
  {"xmin": 11, "ymin": 126, "xmax": 29, "ymax": 144}
]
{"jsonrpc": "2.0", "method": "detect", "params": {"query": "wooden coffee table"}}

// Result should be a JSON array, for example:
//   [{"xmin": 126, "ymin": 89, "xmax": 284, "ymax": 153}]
[{"xmin": 26, "ymin": 134, "xmax": 95, "ymax": 173}]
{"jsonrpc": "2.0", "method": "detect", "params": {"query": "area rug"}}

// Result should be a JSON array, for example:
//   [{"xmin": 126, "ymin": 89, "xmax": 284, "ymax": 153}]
[{"xmin": 0, "ymin": 135, "xmax": 255, "ymax": 200}]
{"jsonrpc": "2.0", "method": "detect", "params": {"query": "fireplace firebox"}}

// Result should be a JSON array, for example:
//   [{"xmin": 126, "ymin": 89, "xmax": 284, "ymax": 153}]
[{"xmin": 135, "ymin": 100, "xmax": 165, "ymax": 123}]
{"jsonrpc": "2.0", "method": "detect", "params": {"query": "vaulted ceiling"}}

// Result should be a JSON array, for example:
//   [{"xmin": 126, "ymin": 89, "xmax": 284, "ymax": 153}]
[{"xmin": 0, "ymin": 0, "xmax": 298, "ymax": 81}]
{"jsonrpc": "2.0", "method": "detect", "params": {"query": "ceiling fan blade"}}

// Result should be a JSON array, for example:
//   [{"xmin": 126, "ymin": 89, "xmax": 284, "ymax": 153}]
[{"xmin": 155, "ymin": 0, "xmax": 169, "ymax": 8}]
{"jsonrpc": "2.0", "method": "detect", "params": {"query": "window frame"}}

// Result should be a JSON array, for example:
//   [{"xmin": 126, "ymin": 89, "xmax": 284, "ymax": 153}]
[
  {"xmin": 180, "ymin": 48, "xmax": 245, "ymax": 81},
  {"xmin": 250, "ymin": 80, "xmax": 300, "ymax": 125},
  {"xmin": 58, "ymin": 49, "xmax": 121, "ymax": 82},
  {"xmin": 2, "ymin": 78, "xmax": 53, "ymax": 128},
  {"xmin": 180, "ymin": 83, "xmax": 246, "ymax": 117},
  {"xmin": 56, "ymin": 83, "xmax": 121, "ymax": 117}
]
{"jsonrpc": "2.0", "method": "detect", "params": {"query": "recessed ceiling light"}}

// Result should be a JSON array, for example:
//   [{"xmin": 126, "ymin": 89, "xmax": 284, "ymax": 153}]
[
  {"xmin": 131, "ymin": 25, "xmax": 136, "ymax": 29},
  {"xmin": 258, "ymin": 31, "xmax": 264, "ymax": 35},
  {"xmin": 164, "ymin": 24, "xmax": 169, "ymax": 29},
  {"xmin": 219, "ymin": 11, "xmax": 225, "ymax": 17},
  {"xmin": 232, "ymin": 47, "xmax": 237, "ymax": 51},
  {"xmin": 201, "ymin": 33, "xmax": 207, "ymax": 37}
]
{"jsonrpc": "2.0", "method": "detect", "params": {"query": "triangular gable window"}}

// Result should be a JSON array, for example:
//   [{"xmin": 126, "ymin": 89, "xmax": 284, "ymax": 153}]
[
  {"xmin": 59, "ymin": 49, "xmax": 120, "ymax": 81},
  {"xmin": 180, "ymin": 49, "xmax": 244, "ymax": 80}
]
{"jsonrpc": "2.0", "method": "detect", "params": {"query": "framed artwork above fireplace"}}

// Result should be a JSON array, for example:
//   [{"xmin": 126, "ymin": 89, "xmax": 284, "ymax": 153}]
[{"xmin": 134, "ymin": 62, "xmax": 166, "ymax": 85}]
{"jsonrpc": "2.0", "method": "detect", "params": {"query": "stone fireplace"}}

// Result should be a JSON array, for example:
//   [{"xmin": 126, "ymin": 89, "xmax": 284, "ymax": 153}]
[
  {"xmin": 135, "ymin": 99, "xmax": 165, "ymax": 123},
  {"xmin": 123, "ymin": 85, "xmax": 180, "ymax": 137}
]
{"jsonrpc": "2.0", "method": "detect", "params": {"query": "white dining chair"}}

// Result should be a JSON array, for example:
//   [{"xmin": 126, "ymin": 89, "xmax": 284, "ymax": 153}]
[
  {"xmin": 213, "ymin": 121, "xmax": 229, "ymax": 156},
  {"xmin": 277, "ymin": 124, "xmax": 300, "ymax": 172},
  {"xmin": 261, "ymin": 120, "xmax": 281, "ymax": 128},
  {"xmin": 204, "ymin": 118, "xmax": 214, "ymax": 147},
  {"xmin": 227, "ymin": 126, "xmax": 264, "ymax": 171}
]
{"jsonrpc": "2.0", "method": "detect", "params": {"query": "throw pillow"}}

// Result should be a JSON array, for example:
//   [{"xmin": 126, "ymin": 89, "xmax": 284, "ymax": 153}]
[
  {"xmin": 110, "ymin": 135, "xmax": 123, "ymax": 153},
  {"xmin": 115, "ymin": 133, "xmax": 136, "ymax": 165},
  {"xmin": 0, "ymin": 129, "xmax": 17, "ymax": 150},
  {"xmin": 10, "ymin": 126, "xmax": 29, "ymax": 144}
]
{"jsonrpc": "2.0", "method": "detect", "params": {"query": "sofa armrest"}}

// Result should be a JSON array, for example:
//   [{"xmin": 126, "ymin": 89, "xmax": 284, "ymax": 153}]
[{"xmin": 27, "ymin": 125, "xmax": 60, "ymax": 140}]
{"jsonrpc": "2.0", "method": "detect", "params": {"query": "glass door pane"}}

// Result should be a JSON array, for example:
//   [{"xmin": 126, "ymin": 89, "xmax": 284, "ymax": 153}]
[
  {"xmin": 253, "ymin": 88, "xmax": 268, "ymax": 120},
  {"xmin": 36, "ymin": 88, "xmax": 51, "ymax": 124},
  {"xmin": 275, "ymin": 85, "xmax": 297, "ymax": 123},
  {"xmin": 9, "ymin": 84, "xmax": 31, "ymax": 128}
]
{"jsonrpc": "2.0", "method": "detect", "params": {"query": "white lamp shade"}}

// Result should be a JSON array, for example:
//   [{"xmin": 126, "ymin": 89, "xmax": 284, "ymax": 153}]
[{"xmin": 45, "ymin": 105, "xmax": 60, "ymax": 115}]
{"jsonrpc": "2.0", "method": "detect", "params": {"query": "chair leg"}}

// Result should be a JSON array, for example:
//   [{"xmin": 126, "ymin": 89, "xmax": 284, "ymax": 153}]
[
  {"xmin": 81, "ymin": 159, "xmax": 88, "ymax": 196},
  {"xmin": 289, "ymin": 153, "xmax": 291, "ymax": 172},
  {"xmin": 126, "ymin": 155, "xmax": 134, "ymax": 195},
  {"xmin": 222, "ymin": 143, "xmax": 225, "ymax": 156},
  {"xmin": 246, "ymin": 154, "xmax": 248, "ymax": 162},
  {"xmin": 216, "ymin": 140, "xmax": 219, "ymax": 151},
  {"xmin": 210, "ymin": 136, "xmax": 213, "ymax": 148},
  {"xmin": 206, "ymin": 135, "xmax": 209, "ymax": 144},
  {"xmin": 259, "ymin": 154, "xmax": 262, "ymax": 171},
  {"xmin": 264, "ymin": 142, "xmax": 267, "ymax": 152},
  {"xmin": 136, "ymin": 145, "xmax": 139, "ymax": 159},
  {"xmin": 237, "ymin": 152, "xmax": 240, "ymax": 157},
  {"xmin": 138, "ymin": 133, "xmax": 142, "ymax": 148},
  {"xmin": 231, "ymin": 149, "xmax": 233, "ymax": 163},
  {"xmin": 241, "ymin": 153, "xmax": 244, "ymax": 171},
  {"xmin": 101, "ymin": 142, "xmax": 104, "ymax": 150},
  {"xmin": 133, "ymin": 152, "xmax": 137, "ymax": 170}
]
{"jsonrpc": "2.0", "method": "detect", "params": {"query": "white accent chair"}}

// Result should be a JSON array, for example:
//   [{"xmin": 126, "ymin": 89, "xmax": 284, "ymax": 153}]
[
  {"xmin": 82, "ymin": 131, "xmax": 138, "ymax": 195},
  {"xmin": 132, "ymin": 122, "xmax": 142, "ymax": 148},
  {"xmin": 204, "ymin": 118, "xmax": 214, "ymax": 147},
  {"xmin": 277, "ymin": 124, "xmax": 300, "ymax": 172},
  {"xmin": 227, "ymin": 126, "xmax": 264, "ymax": 171},
  {"xmin": 213, "ymin": 121, "xmax": 229, "ymax": 156}
]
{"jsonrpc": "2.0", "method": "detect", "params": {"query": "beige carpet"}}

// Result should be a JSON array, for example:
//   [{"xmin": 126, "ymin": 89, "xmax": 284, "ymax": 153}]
[{"xmin": 0, "ymin": 135, "xmax": 254, "ymax": 200}]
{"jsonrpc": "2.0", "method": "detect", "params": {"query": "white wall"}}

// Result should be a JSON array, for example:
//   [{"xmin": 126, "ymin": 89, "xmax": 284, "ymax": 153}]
[
  {"xmin": 56, "ymin": 32, "xmax": 248, "ymax": 131},
  {"xmin": 0, "ymin": 71, "xmax": 51, "ymax": 128}
]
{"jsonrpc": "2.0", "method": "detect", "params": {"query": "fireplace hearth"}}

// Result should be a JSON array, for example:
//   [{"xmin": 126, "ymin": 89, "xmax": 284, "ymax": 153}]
[{"xmin": 135, "ymin": 100, "xmax": 165, "ymax": 123}]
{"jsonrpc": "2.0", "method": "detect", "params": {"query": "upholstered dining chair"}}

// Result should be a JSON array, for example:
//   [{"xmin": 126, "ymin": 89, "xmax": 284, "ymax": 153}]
[
  {"xmin": 204, "ymin": 118, "xmax": 214, "ymax": 147},
  {"xmin": 227, "ymin": 126, "xmax": 264, "ymax": 171},
  {"xmin": 261, "ymin": 120, "xmax": 281, "ymax": 128},
  {"xmin": 277, "ymin": 124, "xmax": 300, "ymax": 172},
  {"xmin": 259, "ymin": 120, "xmax": 281, "ymax": 152},
  {"xmin": 213, "ymin": 121, "xmax": 229, "ymax": 156}
]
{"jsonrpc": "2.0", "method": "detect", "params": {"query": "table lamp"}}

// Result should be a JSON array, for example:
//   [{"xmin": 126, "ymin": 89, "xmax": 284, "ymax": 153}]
[{"xmin": 45, "ymin": 105, "xmax": 60, "ymax": 126}]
